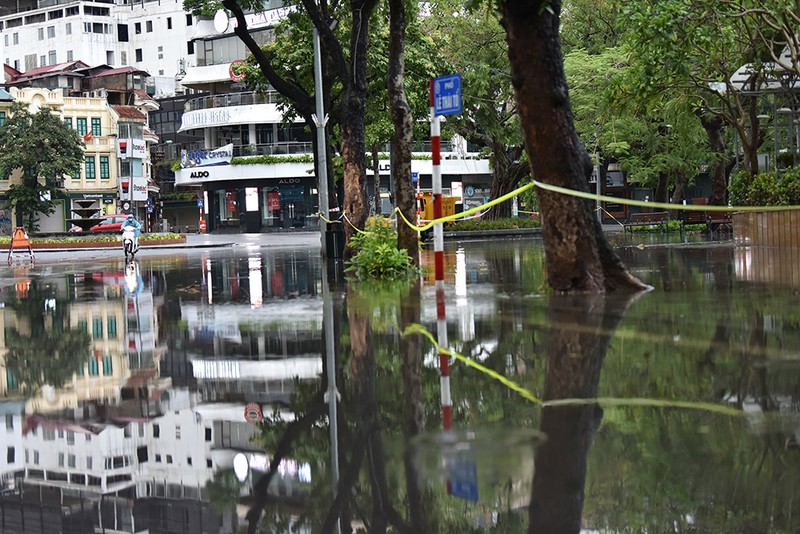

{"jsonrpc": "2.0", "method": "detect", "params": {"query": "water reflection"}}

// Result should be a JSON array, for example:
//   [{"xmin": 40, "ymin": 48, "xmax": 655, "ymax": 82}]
[{"xmin": 0, "ymin": 239, "xmax": 798, "ymax": 532}]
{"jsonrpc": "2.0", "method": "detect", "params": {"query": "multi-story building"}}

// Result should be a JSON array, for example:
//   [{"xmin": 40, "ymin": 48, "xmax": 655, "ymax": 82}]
[
  {"xmin": 0, "ymin": 0, "xmax": 197, "ymax": 98},
  {"xmin": 0, "ymin": 62, "xmax": 159, "ymax": 230}
]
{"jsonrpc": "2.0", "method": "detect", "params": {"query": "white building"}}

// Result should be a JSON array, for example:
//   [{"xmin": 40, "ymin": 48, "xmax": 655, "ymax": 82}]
[{"xmin": 0, "ymin": 0, "xmax": 196, "ymax": 98}]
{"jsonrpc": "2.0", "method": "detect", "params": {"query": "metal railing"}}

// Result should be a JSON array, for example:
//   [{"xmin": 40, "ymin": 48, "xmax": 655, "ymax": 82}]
[{"xmin": 184, "ymin": 91, "xmax": 281, "ymax": 112}]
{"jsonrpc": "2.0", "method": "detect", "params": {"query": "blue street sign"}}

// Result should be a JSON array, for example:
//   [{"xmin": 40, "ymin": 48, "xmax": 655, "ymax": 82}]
[
  {"xmin": 412, "ymin": 172, "xmax": 419, "ymax": 184},
  {"xmin": 448, "ymin": 455, "xmax": 478, "ymax": 503},
  {"xmin": 197, "ymin": 199, "xmax": 204, "ymax": 208},
  {"xmin": 433, "ymin": 74, "xmax": 462, "ymax": 116}
]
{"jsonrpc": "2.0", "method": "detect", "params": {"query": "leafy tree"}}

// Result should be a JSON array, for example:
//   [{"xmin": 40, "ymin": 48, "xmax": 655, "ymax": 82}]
[
  {"xmin": 0, "ymin": 102, "xmax": 84, "ymax": 230},
  {"xmin": 618, "ymin": 0, "xmax": 784, "ymax": 202}
]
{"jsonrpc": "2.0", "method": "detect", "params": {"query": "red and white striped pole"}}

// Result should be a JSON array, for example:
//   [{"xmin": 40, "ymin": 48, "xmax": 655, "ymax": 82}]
[{"xmin": 430, "ymin": 79, "xmax": 452, "ymax": 431}]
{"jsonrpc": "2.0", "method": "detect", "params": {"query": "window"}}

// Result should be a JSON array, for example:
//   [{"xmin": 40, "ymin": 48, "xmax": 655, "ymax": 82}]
[
  {"xmin": 175, "ymin": 426, "xmax": 181, "ymax": 439},
  {"xmin": 6, "ymin": 370, "xmax": 17, "ymax": 391},
  {"xmin": 47, "ymin": 26, "xmax": 55, "ymax": 38},
  {"xmin": 85, "ymin": 156, "xmax": 96, "ymax": 180},
  {"xmin": 152, "ymin": 424, "xmax": 160, "ymax": 437},
  {"xmin": 38, "ymin": 28, "xmax": 44, "ymax": 40},
  {"xmin": 3, "ymin": 35, "xmax": 7, "ymax": 46},
  {"xmin": 5, "ymin": 415, "xmax": 12, "ymax": 429},
  {"xmin": 43, "ymin": 428, "xmax": 55, "ymax": 440},
  {"xmin": 186, "ymin": 14, "xmax": 193, "ymax": 25},
  {"xmin": 68, "ymin": 454, "xmax": 76, "ymax": 468},
  {"xmin": 166, "ymin": 455, "xmax": 173, "ymax": 464},
  {"xmin": 67, "ymin": 50, "xmax": 73, "ymax": 62},
  {"xmin": 92, "ymin": 316, "xmax": 102, "ymax": 336},
  {"xmin": 206, "ymin": 459, "xmax": 213, "ymax": 468},
  {"xmin": 100, "ymin": 156, "xmax": 110, "ymax": 180},
  {"xmin": 39, "ymin": 55, "xmax": 46, "ymax": 67},
  {"xmin": 187, "ymin": 41, "xmax": 194, "ymax": 55},
  {"xmin": 146, "ymin": 20, "xmax": 152, "ymax": 32},
  {"xmin": 12, "ymin": 33, "xmax": 18, "ymax": 45},
  {"xmin": 102, "ymin": 355, "xmax": 112, "ymax": 376},
  {"xmin": 135, "ymin": 49, "xmax": 142, "ymax": 62},
  {"xmin": 63, "ymin": 117, "xmax": 72, "ymax": 129},
  {"xmin": 187, "ymin": 456, "xmax": 192, "ymax": 465},
  {"xmin": 205, "ymin": 428, "xmax": 211, "ymax": 441},
  {"xmin": 58, "ymin": 453, "xmax": 65, "ymax": 466},
  {"xmin": 0, "ymin": 112, "xmax": 5, "ymax": 128},
  {"xmin": 86, "ymin": 457, "xmax": 92, "ymax": 469},
  {"xmin": 155, "ymin": 454, "xmax": 161, "ymax": 462},
  {"xmin": 77, "ymin": 319, "xmax": 87, "ymax": 332},
  {"xmin": 76, "ymin": 117, "xmax": 87, "ymax": 136},
  {"xmin": 7, "ymin": 447, "xmax": 14, "ymax": 463},
  {"xmin": 87, "ymin": 357, "xmax": 99, "ymax": 376},
  {"xmin": 167, "ymin": 17, "xmax": 172, "ymax": 30},
  {"xmin": 65, "ymin": 22, "xmax": 71, "ymax": 35},
  {"xmin": 91, "ymin": 117, "xmax": 101, "ymax": 137},
  {"xmin": 134, "ymin": 22, "xmax": 141, "ymax": 34},
  {"xmin": 67, "ymin": 431, "xmax": 74, "ymax": 445},
  {"xmin": 33, "ymin": 451, "xmax": 39, "ymax": 465},
  {"xmin": 158, "ymin": 45, "xmax": 163, "ymax": 60},
  {"xmin": 120, "ymin": 51, "xmax": 127, "ymax": 65},
  {"xmin": 48, "ymin": 50, "xmax": 56, "ymax": 65}
]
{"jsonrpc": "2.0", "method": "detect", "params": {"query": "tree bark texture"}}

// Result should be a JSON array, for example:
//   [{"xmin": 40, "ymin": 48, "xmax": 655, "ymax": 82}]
[
  {"xmin": 699, "ymin": 114, "xmax": 729, "ymax": 205},
  {"xmin": 339, "ymin": 0, "xmax": 378, "ymax": 259},
  {"xmin": 388, "ymin": 0, "xmax": 419, "ymax": 263},
  {"xmin": 500, "ymin": 1, "xmax": 647, "ymax": 293}
]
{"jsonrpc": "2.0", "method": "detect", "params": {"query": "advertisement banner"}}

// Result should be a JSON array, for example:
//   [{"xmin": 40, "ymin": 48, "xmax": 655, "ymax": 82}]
[
  {"xmin": 117, "ymin": 138, "xmax": 147, "ymax": 160},
  {"xmin": 132, "ymin": 175, "xmax": 148, "ymax": 201},
  {"xmin": 181, "ymin": 144, "xmax": 234, "ymax": 168}
]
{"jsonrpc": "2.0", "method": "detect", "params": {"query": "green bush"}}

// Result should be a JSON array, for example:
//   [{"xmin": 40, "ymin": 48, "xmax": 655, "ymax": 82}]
[
  {"xmin": 346, "ymin": 216, "xmax": 418, "ymax": 280},
  {"xmin": 729, "ymin": 168, "xmax": 800, "ymax": 206},
  {"xmin": 449, "ymin": 216, "xmax": 540, "ymax": 232}
]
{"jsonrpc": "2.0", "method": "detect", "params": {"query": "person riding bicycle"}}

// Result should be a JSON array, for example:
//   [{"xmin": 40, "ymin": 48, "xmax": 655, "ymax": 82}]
[{"xmin": 121, "ymin": 214, "xmax": 142, "ymax": 249}]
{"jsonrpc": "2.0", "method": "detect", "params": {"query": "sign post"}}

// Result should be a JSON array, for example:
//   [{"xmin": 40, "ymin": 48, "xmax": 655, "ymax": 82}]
[{"xmin": 430, "ymin": 73, "xmax": 462, "ymax": 434}]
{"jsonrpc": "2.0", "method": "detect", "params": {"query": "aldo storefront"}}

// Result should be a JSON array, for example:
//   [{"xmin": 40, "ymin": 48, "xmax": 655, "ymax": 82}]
[{"xmin": 176, "ymin": 147, "xmax": 320, "ymax": 233}]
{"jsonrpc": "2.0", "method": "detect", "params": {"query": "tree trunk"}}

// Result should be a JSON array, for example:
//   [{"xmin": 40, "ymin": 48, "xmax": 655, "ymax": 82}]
[
  {"xmin": 699, "ymin": 114, "xmax": 729, "ymax": 206},
  {"xmin": 500, "ymin": 1, "xmax": 647, "ymax": 293},
  {"xmin": 388, "ymin": 0, "xmax": 418, "ymax": 264},
  {"xmin": 372, "ymin": 147, "xmax": 381, "ymax": 216},
  {"xmin": 670, "ymin": 172, "xmax": 687, "ymax": 206},
  {"xmin": 339, "ymin": 0, "xmax": 377, "ymax": 260},
  {"xmin": 654, "ymin": 172, "xmax": 669, "ymax": 204},
  {"xmin": 486, "ymin": 142, "xmax": 529, "ymax": 220}
]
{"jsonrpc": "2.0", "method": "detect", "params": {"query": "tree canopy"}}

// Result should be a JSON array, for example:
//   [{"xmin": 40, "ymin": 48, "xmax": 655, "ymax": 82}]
[{"xmin": 0, "ymin": 102, "xmax": 84, "ymax": 230}]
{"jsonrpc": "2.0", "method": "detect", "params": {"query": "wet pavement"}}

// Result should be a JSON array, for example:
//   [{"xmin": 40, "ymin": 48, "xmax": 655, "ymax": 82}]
[{"xmin": 0, "ymin": 231, "xmax": 798, "ymax": 533}]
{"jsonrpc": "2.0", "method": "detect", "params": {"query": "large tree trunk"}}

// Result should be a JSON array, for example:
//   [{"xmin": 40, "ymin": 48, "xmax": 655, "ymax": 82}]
[
  {"xmin": 654, "ymin": 172, "xmax": 669, "ymax": 204},
  {"xmin": 339, "ymin": 0, "xmax": 377, "ymax": 259},
  {"xmin": 500, "ymin": 1, "xmax": 647, "ymax": 293},
  {"xmin": 388, "ymin": 0, "xmax": 418, "ymax": 264},
  {"xmin": 486, "ymin": 142, "xmax": 530, "ymax": 220}
]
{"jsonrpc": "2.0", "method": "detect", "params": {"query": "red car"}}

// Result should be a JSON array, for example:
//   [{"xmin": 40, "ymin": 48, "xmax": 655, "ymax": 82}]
[{"xmin": 89, "ymin": 214, "xmax": 129, "ymax": 232}]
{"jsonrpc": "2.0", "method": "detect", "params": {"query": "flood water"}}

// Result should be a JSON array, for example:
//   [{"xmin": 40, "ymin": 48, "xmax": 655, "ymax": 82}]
[{"xmin": 0, "ymin": 234, "xmax": 798, "ymax": 533}]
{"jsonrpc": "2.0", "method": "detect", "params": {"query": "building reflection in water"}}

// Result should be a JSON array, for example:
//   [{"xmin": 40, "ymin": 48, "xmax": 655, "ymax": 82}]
[{"xmin": 0, "ymin": 250, "xmax": 322, "ymax": 533}]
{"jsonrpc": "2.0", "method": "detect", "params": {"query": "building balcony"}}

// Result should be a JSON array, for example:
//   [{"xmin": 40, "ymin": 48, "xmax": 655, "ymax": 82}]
[{"xmin": 184, "ymin": 90, "xmax": 280, "ymax": 113}]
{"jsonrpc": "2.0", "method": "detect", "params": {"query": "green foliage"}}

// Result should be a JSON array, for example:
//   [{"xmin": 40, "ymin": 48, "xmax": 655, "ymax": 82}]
[
  {"xmin": 729, "ymin": 167, "xmax": 800, "ymax": 207},
  {"xmin": 0, "ymin": 103, "xmax": 84, "ymax": 230},
  {"xmin": 346, "ymin": 216, "xmax": 418, "ymax": 280},
  {"xmin": 450, "ymin": 216, "xmax": 540, "ymax": 231}
]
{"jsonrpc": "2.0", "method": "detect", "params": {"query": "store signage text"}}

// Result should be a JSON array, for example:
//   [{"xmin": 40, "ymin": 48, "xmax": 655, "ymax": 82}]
[
  {"xmin": 190, "ymin": 171, "xmax": 210, "ymax": 178},
  {"xmin": 182, "ymin": 144, "xmax": 234, "ymax": 168}
]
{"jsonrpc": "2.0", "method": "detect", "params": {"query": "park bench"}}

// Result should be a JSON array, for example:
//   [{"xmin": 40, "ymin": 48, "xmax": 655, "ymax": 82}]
[
  {"xmin": 707, "ymin": 211, "xmax": 733, "ymax": 236},
  {"xmin": 681, "ymin": 210, "xmax": 710, "ymax": 232},
  {"xmin": 623, "ymin": 211, "xmax": 670, "ymax": 233}
]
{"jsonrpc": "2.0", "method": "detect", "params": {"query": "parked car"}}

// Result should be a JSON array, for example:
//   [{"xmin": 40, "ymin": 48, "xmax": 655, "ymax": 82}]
[{"xmin": 89, "ymin": 214, "xmax": 129, "ymax": 232}]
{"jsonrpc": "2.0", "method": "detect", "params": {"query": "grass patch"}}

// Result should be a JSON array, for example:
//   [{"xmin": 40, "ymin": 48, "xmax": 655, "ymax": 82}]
[{"xmin": 449, "ymin": 217, "xmax": 540, "ymax": 232}]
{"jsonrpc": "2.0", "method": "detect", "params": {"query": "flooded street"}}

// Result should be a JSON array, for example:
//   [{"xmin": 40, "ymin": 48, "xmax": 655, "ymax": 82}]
[{"xmin": 0, "ymin": 234, "xmax": 798, "ymax": 533}]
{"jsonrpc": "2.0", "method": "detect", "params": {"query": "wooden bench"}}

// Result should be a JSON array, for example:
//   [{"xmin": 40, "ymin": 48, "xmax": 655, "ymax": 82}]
[
  {"xmin": 623, "ymin": 211, "xmax": 670, "ymax": 233},
  {"xmin": 681, "ymin": 210, "xmax": 710, "ymax": 232},
  {"xmin": 707, "ymin": 211, "xmax": 733, "ymax": 236}
]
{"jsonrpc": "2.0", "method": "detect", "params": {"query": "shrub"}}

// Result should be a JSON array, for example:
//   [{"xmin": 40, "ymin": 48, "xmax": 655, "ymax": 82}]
[
  {"xmin": 449, "ymin": 216, "xmax": 540, "ymax": 232},
  {"xmin": 346, "ymin": 216, "xmax": 418, "ymax": 280},
  {"xmin": 729, "ymin": 168, "xmax": 800, "ymax": 207}
]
